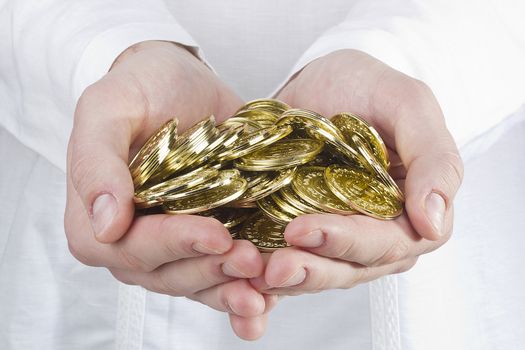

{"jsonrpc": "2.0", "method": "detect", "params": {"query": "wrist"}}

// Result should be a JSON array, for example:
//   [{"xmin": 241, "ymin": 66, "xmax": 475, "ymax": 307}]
[{"xmin": 110, "ymin": 40, "xmax": 198, "ymax": 70}]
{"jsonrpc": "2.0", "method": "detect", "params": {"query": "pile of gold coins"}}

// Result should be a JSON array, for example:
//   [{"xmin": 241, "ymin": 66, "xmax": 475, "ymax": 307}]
[{"xmin": 129, "ymin": 99, "xmax": 404, "ymax": 252}]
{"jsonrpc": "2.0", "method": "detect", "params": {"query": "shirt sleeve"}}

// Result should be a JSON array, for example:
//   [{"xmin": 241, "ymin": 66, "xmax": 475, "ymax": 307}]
[
  {"xmin": 272, "ymin": 0, "xmax": 525, "ymax": 148},
  {"xmin": 0, "ymin": 0, "xmax": 204, "ymax": 171}
]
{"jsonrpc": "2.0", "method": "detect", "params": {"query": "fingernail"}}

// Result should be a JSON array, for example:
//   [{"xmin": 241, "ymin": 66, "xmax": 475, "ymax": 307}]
[
  {"xmin": 425, "ymin": 192, "xmax": 446, "ymax": 236},
  {"xmin": 91, "ymin": 193, "xmax": 117, "ymax": 238},
  {"xmin": 294, "ymin": 229, "xmax": 324, "ymax": 247},
  {"xmin": 222, "ymin": 262, "xmax": 249, "ymax": 278},
  {"xmin": 192, "ymin": 242, "xmax": 224, "ymax": 255},
  {"xmin": 279, "ymin": 268, "xmax": 306, "ymax": 287}
]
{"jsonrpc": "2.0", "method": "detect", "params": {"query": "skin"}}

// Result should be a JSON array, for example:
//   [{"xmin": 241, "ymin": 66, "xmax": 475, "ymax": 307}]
[
  {"xmin": 65, "ymin": 43, "xmax": 463, "ymax": 340},
  {"xmin": 65, "ymin": 41, "xmax": 271, "ymax": 340},
  {"xmin": 250, "ymin": 49, "xmax": 464, "ymax": 297}
]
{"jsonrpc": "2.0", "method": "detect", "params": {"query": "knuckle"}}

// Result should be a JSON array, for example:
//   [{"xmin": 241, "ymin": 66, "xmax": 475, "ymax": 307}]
[
  {"xmin": 325, "ymin": 216, "xmax": 360, "ymax": 260},
  {"xmin": 195, "ymin": 261, "xmax": 220, "ymax": 286},
  {"xmin": 341, "ymin": 264, "xmax": 369, "ymax": 289},
  {"xmin": 157, "ymin": 216, "xmax": 190, "ymax": 257},
  {"xmin": 438, "ymin": 152, "xmax": 464, "ymax": 194},
  {"xmin": 404, "ymin": 78, "xmax": 434, "ymax": 101},
  {"xmin": 394, "ymin": 78, "xmax": 438, "ymax": 116},
  {"xmin": 372, "ymin": 237, "xmax": 410, "ymax": 266},
  {"xmin": 77, "ymin": 75, "xmax": 148, "ymax": 124},
  {"xmin": 75, "ymin": 85, "xmax": 99, "ymax": 115},
  {"xmin": 412, "ymin": 79, "xmax": 433, "ymax": 95},
  {"xmin": 231, "ymin": 240, "xmax": 260, "ymax": 261},
  {"xmin": 308, "ymin": 271, "xmax": 330, "ymax": 291},
  {"xmin": 153, "ymin": 269, "xmax": 184, "ymax": 297},
  {"xmin": 395, "ymin": 257, "xmax": 419, "ymax": 274},
  {"xmin": 69, "ymin": 149, "xmax": 101, "ymax": 200},
  {"xmin": 117, "ymin": 246, "xmax": 155, "ymax": 272},
  {"xmin": 217, "ymin": 285, "xmax": 232, "ymax": 310},
  {"xmin": 353, "ymin": 265, "xmax": 371, "ymax": 285},
  {"xmin": 332, "ymin": 237, "xmax": 357, "ymax": 260}
]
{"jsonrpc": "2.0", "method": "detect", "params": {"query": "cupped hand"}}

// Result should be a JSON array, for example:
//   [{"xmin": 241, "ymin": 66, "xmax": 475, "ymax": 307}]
[
  {"xmin": 251, "ymin": 49, "xmax": 463, "ymax": 295},
  {"xmin": 65, "ymin": 41, "xmax": 269, "ymax": 340}
]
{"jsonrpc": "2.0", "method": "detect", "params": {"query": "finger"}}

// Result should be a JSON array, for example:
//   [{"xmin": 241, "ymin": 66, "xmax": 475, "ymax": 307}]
[
  {"xmin": 65, "ymin": 207, "xmax": 233, "ymax": 270},
  {"xmin": 386, "ymin": 148, "xmax": 406, "ymax": 179},
  {"xmin": 68, "ymin": 76, "xmax": 146, "ymax": 243},
  {"xmin": 227, "ymin": 293, "xmax": 277, "ymax": 340},
  {"xmin": 229, "ymin": 312, "xmax": 269, "ymax": 341},
  {"xmin": 257, "ymin": 247, "xmax": 417, "ymax": 295},
  {"xmin": 191, "ymin": 279, "xmax": 266, "ymax": 318},
  {"xmin": 248, "ymin": 253, "xmax": 274, "ymax": 290},
  {"xmin": 389, "ymin": 164, "xmax": 407, "ymax": 180},
  {"xmin": 387, "ymin": 146, "xmax": 403, "ymax": 168},
  {"xmin": 371, "ymin": 71, "xmax": 464, "ymax": 240},
  {"xmin": 262, "ymin": 294, "xmax": 280, "ymax": 313},
  {"xmin": 113, "ymin": 214, "xmax": 233, "ymax": 271},
  {"xmin": 110, "ymin": 240, "xmax": 264, "ymax": 296},
  {"xmin": 249, "ymin": 276, "xmax": 271, "ymax": 293},
  {"xmin": 284, "ymin": 213, "xmax": 451, "ymax": 267}
]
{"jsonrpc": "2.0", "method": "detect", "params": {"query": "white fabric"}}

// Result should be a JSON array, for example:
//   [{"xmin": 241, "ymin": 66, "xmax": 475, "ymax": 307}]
[{"xmin": 1, "ymin": 0, "xmax": 524, "ymax": 349}]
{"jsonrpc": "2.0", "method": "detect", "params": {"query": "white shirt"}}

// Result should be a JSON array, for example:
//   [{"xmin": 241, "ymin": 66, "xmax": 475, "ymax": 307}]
[{"xmin": 1, "ymin": 1, "xmax": 524, "ymax": 349}]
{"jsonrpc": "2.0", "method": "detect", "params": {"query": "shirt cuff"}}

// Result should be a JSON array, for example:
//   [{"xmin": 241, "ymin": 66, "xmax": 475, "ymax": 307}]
[
  {"xmin": 73, "ymin": 22, "xmax": 208, "ymax": 100},
  {"xmin": 270, "ymin": 29, "xmax": 414, "ymax": 98}
]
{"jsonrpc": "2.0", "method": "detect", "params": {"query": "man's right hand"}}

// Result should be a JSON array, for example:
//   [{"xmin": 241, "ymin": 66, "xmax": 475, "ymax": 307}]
[{"xmin": 65, "ymin": 41, "xmax": 272, "ymax": 340}]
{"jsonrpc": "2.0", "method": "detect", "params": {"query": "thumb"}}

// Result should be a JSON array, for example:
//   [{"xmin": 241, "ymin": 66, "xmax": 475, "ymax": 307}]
[
  {"xmin": 67, "ymin": 78, "xmax": 142, "ymax": 243},
  {"xmin": 383, "ymin": 80, "xmax": 464, "ymax": 241}
]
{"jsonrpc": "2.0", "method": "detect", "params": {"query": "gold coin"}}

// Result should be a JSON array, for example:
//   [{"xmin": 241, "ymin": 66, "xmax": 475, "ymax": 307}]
[
  {"xmin": 136, "ymin": 167, "xmax": 219, "ymax": 200},
  {"xmin": 163, "ymin": 170, "xmax": 247, "ymax": 214},
  {"xmin": 172, "ymin": 118, "xmax": 220, "ymax": 172},
  {"xmin": 133, "ymin": 195, "xmax": 163, "ymax": 209},
  {"xmin": 206, "ymin": 161, "xmax": 228, "ymax": 171},
  {"xmin": 155, "ymin": 116, "xmax": 216, "ymax": 178},
  {"xmin": 234, "ymin": 138, "xmax": 324, "ymax": 171},
  {"xmin": 291, "ymin": 166, "xmax": 356, "ymax": 215},
  {"xmin": 189, "ymin": 124, "xmax": 244, "ymax": 168},
  {"xmin": 239, "ymin": 212, "xmax": 290, "ymax": 252},
  {"xmin": 229, "ymin": 225, "xmax": 242, "ymax": 240},
  {"xmin": 240, "ymin": 171, "xmax": 271, "ymax": 189},
  {"xmin": 237, "ymin": 98, "xmax": 290, "ymax": 116},
  {"xmin": 351, "ymin": 134, "xmax": 404, "ymax": 201},
  {"xmin": 277, "ymin": 109, "xmax": 367, "ymax": 167},
  {"xmin": 232, "ymin": 167, "xmax": 296, "ymax": 205},
  {"xmin": 325, "ymin": 165, "xmax": 403, "ymax": 219},
  {"xmin": 270, "ymin": 192, "xmax": 307, "ymax": 217},
  {"xmin": 279, "ymin": 186, "xmax": 327, "ymax": 214},
  {"xmin": 218, "ymin": 124, "xmax": 292, "ymax": 161},
  {"xmin": 233, "ymin": 109, "xmax": 279, "ymax": 128},
  {"xmin": 227, "ymin": 201, "xmax": 258, "ymax": 209},
  {"xmin": 214, "ymin": 123, "xmax": 245, "ymax": 149},
  {"xmin": 277, "ymin": 108, "xmax": 344, "ymax": 141},
  {"xmin": 199, "ymin": 207, "xmax": 255, "ymax": 228},
  {"xmin": 160, "ymin": 168, "xmax": 235, "ymax": 201},
  {"xmin": 307, "ymin": 151, "xmax": 339, "ymax": 167},
  {"xmin": 257, "ymin": 195, "xmax": 294, "ymax": 224},
  {"xmin": 129, "ymin": 118, "xmax": 178, "ymax": 188},
  {"xmin": 131, "ymin": 102, "xmax": 401, "ymax": 231},
  {"xmin": 220, "ymin": 116, "xmax": 262, "ymax": 130},
  {"xmin": 331, "ymin": 112, "xmax": 389, "ymax": 169},
  {"xmin": 134, "ymin": 205, "xmax": 164, "ymax": 216}
]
